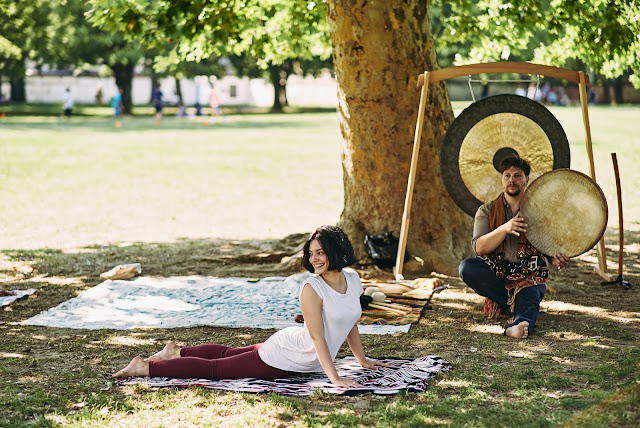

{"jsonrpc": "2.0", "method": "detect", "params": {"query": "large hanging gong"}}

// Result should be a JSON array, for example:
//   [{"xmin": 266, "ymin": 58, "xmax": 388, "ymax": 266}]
[{"xmin": 441, "ymin": 94, "xmax": 571, "ymax": 216}]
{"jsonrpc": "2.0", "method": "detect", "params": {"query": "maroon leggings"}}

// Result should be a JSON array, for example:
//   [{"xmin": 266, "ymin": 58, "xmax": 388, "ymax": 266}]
[{"xmin": 148, "ymin": 343, "xmax": 293, "ymax": 380}]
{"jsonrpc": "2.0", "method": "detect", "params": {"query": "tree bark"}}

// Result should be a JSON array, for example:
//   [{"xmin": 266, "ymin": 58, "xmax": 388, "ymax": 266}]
[
  {"xmin": 601, "ymin": 79, "xmax": 612, "ymax": 105},
  {"xmin": 112, "ymin": 63, "xmax": 135, "ymax": 114},
  {"xmin": 10, "ymin": 78, "xmax": 26, "ymax": 103},
  {"xmin": 150, "ymin": 76, "xmax": 159, "ymax": 104},
  {"xmin": 269, "ymin": 64, "xmax": 283, "ymax": 113},
  {"xmin": 174, "ymin": 76, "xmax": 183, "ymax": 104},
  {"xmin": 327, "ymin": 0, "xmax": 472, "ymax": 275},
  {"xmin": 613, "ymin": 76, "xmax": 624, "ymax": 104}
]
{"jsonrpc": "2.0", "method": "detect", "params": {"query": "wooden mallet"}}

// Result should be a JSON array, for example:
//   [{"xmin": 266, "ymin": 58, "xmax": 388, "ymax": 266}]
[{"xmin": 601, "ymin": 153, "xmax": 631, "ymax": 290}]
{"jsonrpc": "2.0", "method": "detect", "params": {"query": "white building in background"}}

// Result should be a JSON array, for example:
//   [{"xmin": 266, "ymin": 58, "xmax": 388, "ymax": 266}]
[{"xmin": 1, "ymin": 71, "xmax": 339, "ymax": 108}]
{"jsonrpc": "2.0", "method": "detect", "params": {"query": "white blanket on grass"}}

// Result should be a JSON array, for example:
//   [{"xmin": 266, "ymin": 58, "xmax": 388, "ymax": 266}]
[
  {"xmin": 22, "ymin": 274, "xmax": 410, "ymax": 334},
  {"xmin": 1, "ymin": 288, "xmax": 38, "ymax": 306}
]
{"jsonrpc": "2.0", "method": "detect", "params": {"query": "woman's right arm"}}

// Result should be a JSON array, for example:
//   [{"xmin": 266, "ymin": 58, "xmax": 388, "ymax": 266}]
[{"xmin": 300, "ymin": 283, "xmax": 357, "ymax": 387}]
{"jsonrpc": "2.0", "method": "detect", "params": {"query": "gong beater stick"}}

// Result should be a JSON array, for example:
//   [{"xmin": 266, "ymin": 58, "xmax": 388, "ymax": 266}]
[
  {"xmin": 601, "ymin": 153, "xmax": 631, "ymax": 289},
  {"xmin": 359, "ymin": 295, "xmax": 410, "ymax": 315}
]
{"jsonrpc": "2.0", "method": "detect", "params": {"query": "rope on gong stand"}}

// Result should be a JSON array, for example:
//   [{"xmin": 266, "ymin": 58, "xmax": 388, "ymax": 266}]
[{"xmin": 467, "ymin": 75, "xmax": 540, "ymax": 103}]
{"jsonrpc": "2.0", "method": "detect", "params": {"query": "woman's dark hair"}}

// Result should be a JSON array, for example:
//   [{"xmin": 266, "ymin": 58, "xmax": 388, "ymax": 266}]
[
  {"xmin": 499, "ymin": 156, "xmax": 531, "ymax": 177},
  {"xmin": 302, "ymin": 225, "xmax": 356, "ymax": 273}
]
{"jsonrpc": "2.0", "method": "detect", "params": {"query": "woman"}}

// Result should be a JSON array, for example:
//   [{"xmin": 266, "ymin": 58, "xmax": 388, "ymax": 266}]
[{"xmin": 113, "ymin": 225, "xmax": 387, "ymax": 387}]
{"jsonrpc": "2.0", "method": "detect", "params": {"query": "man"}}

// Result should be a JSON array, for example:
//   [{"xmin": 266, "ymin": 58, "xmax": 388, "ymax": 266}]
[
  {"xmin": 112, "ymin": 88, "xmax": 124, "ymax": 128},
  {"xmin": 63, "ymin": 88, "xmax": 73, "ymax": 118},
  {"xmin": 152, "ymin": 84, "xmax": 163, "ymax": 126},
  {"xmin": 112, "ymin": 88, "xmax": 123, "ymax": 117},
  {"xmin": 459, "ymin": 157, "xmax": 570, "ymax": 339}
]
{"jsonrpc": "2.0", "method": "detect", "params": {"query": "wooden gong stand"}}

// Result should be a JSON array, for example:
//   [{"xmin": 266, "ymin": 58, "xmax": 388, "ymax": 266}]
[{"xmin": 394, "ymin": 61, "xmax": 613, "ymax": 281}]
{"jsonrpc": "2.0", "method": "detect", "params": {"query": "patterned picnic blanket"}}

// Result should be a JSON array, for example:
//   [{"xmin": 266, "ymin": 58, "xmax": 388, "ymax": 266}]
[
  {"xmin": 115, "ymin": 355, "xmax": 452, "ymax": 396},
  {"xmin": 22, "ymin": 274, "xmax": 418, "ymax": 334}
]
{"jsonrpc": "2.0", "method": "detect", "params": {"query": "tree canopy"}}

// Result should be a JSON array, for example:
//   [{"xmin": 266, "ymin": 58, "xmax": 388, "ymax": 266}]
[
  {"xmin": 432, "ymin": 0, "xmax": 640, "ymax": 87},
  {"xmin": 0, "ymin": 0, "xmax": 54, "ymax": 78},
  {"xmin": 88, "ymin": 0, "xmax": 331, "ymax": 68},
  {"xmin": 86, "ymin": 1, "xmax": 640, "ymax": 87}
]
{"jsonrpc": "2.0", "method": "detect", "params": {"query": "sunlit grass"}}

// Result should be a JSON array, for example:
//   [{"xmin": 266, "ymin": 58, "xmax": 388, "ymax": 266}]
[{"xmin": 0, "ymin": 113, "xmax": 343, "ymax": 249}]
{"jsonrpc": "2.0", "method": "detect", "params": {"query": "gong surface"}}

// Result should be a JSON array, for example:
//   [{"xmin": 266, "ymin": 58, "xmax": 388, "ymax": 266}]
[
  {"xmin": 441, "ymin": 94, "xmax": 570, "ymax": 216},
  {"xmin": 520, "ymin": 169, "xmax": 607, "ymax": 257}
]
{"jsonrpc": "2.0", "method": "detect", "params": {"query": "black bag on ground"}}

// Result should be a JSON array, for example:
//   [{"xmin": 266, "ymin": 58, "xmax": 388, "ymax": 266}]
[{"xmin": 364, "ymin": 231, "xmax": 409, "ymax": 268}]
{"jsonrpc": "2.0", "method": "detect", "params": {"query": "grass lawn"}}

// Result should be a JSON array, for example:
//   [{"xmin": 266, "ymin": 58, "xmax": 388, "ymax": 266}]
[
  {"xmin": 0, "ymin": 111, "xmax": 344, "ymax": 249},
  {"xmin": 1, "ymin": 104, "xmax": 639, "ymax": 427}
]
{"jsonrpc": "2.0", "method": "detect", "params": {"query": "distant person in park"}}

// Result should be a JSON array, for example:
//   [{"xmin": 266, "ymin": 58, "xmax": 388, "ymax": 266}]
[
  {"xmin": 62, "ymin": 88, "xmax": 73, "ymax": 118},
  {"xmin": 588, "ymin": 87, "xmax": 597, "ymax": 105},
  {"xmin": 209, "ymin": 85, "xmax": 221, "ymax": 123},
  {"xmin": 540, "ymin": 82, "xmax": 551, "ymax": 104},
  {"xmin": 112, "ymin": 88, "xmax": 123, "ymax": 117},
  {"xmin": 113, "ymin": 225, "xmax": 388, "ymax": 387},
  {"xmin": 481, "ymin": 83, "xmax": 490, "ymax": 99},
  {"xmin": 95, "ymin": 84, "xmax": 103, "ymax": 106},
  {"xmin": 526, "ymin": 83, "xmax": 538, "ymax": 101},
  {"xmin": 152, "ymin": 84, "xmax": 164, "ymax": 126},
  {"xmin": 176, "ymin": 102, "xmax": 186, "ymax": 117},
  {"xmin": 459, "ymin": 157, "xmax": 571, "ymax": 339},
  {"xmin": 112, "ymin": 88, "xmax": 124, "ymax": 128},
  {"xmin": 548, "ymin": 86, "xmax": 558, "ymax": 105},
  {"xmin": 557, "ymin": 86, "xmax": 570, "ymax": 106},
  {"xmin": 515, "ymin": 84, "xmax": 527, "ymax": 97}
]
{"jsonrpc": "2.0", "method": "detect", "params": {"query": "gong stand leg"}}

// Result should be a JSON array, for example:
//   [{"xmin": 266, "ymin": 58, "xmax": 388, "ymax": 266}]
[
  {"xmin": 600, "ymin": 153, "xmax": 631, "ymax": 290},
  {"xmin": 579, "ymin": 72, "xmax": 612, "ymax": 281},
  {"xmin": 395, "ymin": 71, "xmax": 430, "ymax": 280}
]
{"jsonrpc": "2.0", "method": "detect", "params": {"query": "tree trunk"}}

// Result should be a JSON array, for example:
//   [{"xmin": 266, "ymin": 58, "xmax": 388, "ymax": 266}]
[
  {"xmin": 601, "ymin": 79, "xmax": 612, "ymax": 105},
  {"xmin": 150, "ymin": 76, "xmax": 159, "ymax": 104},
  {"xmin": 112, "ymin": 63, "xmax": 135, "ymax": 114},
  {"xmin": 327, "ymin": 0, "xmax": 472, "ymax": 276},
  {"xmin": 10, "ymin": 78, "xmax": 26, "ymax": 103},
  {"xmin": 282, "ymin": 80, "xmax": 289, "ymax": 107},
  {"xmin": 613, "ymin": 76, "xmax": 624, "ymax": 104},
  {"xmin": 269, "ymin": 64, "xmax": 283, "ymax": 113},
  {"xmin": 174, "ymin": 77, "xmax": 183, "ymax": 104}
]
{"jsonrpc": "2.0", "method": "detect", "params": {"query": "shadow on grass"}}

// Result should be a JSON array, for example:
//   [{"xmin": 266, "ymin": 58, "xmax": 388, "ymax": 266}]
[
  {"xmin": 0, "ymin": 112, "xmax": 337, "ymax": 132},
  {"xmin": 1, "ymin": 228, "xmax": 639, "ymax": 426},
  {"xmin": 0, "ymin": 234, "xmax": 308, "ymax": 321}
]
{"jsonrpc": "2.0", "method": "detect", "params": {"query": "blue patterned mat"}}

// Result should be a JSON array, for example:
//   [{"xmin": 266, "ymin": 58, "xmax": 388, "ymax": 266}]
[{"xmin": 22, "ymin": 274, "xmax": 411, "ymax": 334}]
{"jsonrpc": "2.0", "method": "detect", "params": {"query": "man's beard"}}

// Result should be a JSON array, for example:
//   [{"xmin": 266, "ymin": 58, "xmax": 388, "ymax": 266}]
[{"xmin": 506, "ymin": 187, "xmax": 521, "ymax": 197}]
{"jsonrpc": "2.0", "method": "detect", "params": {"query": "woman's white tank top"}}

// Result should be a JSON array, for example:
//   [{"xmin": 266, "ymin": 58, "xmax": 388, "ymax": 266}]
[{"xmin": 258, "ymin": 268, "xmax": 362, "ymax": 372}]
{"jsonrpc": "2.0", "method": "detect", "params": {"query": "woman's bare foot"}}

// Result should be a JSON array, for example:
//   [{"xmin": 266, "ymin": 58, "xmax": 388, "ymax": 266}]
[
  {"xmin": 112, "ymin": 356, "xmax": 150, "ymax": 378},
  {"xmin": 505, "ymin": 321, "xmax": 530, "ymax": 339},
  {"xmin": 145, "ymin": 341, "xmax": 181, "ymax": 361}
]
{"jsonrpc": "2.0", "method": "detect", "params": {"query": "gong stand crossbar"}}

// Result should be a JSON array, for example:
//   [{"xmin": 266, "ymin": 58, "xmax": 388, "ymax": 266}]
[{"xmin": 394, "ymin": 61, "xmax": 612, "ymax": 281}]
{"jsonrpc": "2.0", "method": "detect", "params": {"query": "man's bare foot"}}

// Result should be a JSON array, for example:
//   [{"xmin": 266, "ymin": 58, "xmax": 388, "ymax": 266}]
[
  {"xmin": 112, "ymin": 356, "xmax": 150, "ymax": 378},
  {"xmin": 505, "ymin": 321, "xmax": 530, "ymax": 339},
  {"xmin": 145, "ymin": 341, "xmax": 181, "ymax": 361}
]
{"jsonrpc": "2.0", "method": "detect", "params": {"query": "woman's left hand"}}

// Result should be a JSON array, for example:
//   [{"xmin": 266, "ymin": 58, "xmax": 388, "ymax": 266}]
[{"xmin": 360, "ymin": 358, "xmax": 391, "ymax": 369}]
